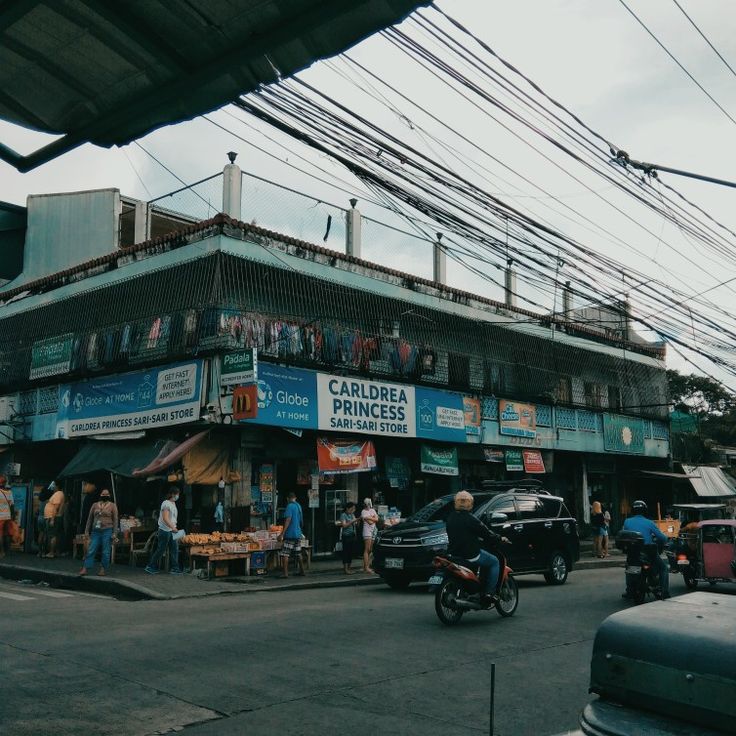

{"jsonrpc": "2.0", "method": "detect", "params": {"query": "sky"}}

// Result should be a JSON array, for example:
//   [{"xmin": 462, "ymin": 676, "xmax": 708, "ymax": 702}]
[{"xmin": 1, "ymin": 0, "xmax": 736, "ymax": 383}]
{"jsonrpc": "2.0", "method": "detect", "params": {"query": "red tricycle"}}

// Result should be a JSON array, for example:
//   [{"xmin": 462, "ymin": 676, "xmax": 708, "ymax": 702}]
[{"xmin": 670, "ymin": 518, "xmax": 736, "ymax": 590}]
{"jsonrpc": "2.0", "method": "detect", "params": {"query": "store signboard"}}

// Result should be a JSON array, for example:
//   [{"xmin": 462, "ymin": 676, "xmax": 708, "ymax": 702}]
[
  {"xmin": 499, "ymin": 399, "xmax": 537, "ymax": 439},
  {"xmin": 463, "ymin": 396, "xmax": 482, "ymax": 436},
  {"xmin": 505, "ymin": 449, "xmax": 524, "ymax": 472},
  {"xmin": 522, "ymin": 449, "xmax": 546, "ymax": 474},
  {"xmin": 317, "ymin": 437, "xmax": 377, "ymax": 474},
  {"xmin": 420, "ymin": 445, "xmax": 459, "ymax": 476},
  {"xmin": 233, "ymin": 365, "xmax": 472, "ymax": 442},
  {"xmin": 30, "ymin": 334, "xmax": 73, "ymax": 380},
  {"xmin": 57, "ymin": 360, "xmax": 203, "ymax": 438},
  {"xmin": 317, "ymin": 375, "xmax": 417, "ymax": 438},
  {"xmin": 483, "ymin": 448, "xmax": 505, "ymax": 463},
  {"xmin": 232, "ymin": 385, "xmax": 258, "ymax": 420},
  {"xmin": 603, "ymin": 414, "xmax": 645, "ymax": 454},
  {"xmin": 220, "ymin": 349, "xmax": 258, "ymax": 387},
  {"xmin": 415, "ymin": 386, "xmax": 467, "ymax": 443},
  {"xmin": 239, "ymin": 364, "xmax": 318, "ymax": 430},
  {"xmin": 385, "ymin": 456, "xmax": 412, "ymax": 490}
]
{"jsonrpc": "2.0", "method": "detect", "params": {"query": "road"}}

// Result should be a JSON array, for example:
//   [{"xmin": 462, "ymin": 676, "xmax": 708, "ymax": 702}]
[{"xmin": 3, "ymin": 567, "xmax": 691, "ymax": 736}]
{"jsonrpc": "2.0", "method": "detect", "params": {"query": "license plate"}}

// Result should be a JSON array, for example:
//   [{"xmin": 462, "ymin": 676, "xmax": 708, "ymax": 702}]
[
  {"xmin": 428, "ymin": 574, "xmax": 443, "ymax": 586},
  {"xmin": 626, "ymin": 566, "xmax": 641, "ymax": 574},
  {"xmin": 677, "ymin": 560, "xmax": 690, "ymax": 566},
  {"xmin": 385, "ymin": 558, "xmax": 404, "ymax": 569}
]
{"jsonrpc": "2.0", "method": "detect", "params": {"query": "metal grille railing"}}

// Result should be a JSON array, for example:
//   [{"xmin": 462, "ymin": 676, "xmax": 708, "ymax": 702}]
[{"xmin": 0, "ymin": 249, "xmax": 669, "ymax": 419}]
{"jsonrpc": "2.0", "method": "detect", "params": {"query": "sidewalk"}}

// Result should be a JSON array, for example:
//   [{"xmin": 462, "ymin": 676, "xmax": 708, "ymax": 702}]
[
  {"xmin": 0, "ymin": 545, "xmax": 624, "ymax": 601},
  {"xmin": 0, "ymin": 553, "xmax": 382, "ymax": 601}
]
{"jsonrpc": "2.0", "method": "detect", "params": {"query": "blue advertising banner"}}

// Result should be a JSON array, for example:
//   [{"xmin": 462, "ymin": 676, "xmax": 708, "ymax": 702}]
[
  {"xmin": 415, "ymin": 386, "xmax": 467, "ymax": 443},
  {"xmin": 57, "ymin": 360, "xmax": 203, "ymax": 438},
  {"xmin": 241, "ymin": 364, "xmax": 318, "ymax": 430},
  {"xmin": 222, "ymin": 361, "xmax": 469, "ymax": 442}
]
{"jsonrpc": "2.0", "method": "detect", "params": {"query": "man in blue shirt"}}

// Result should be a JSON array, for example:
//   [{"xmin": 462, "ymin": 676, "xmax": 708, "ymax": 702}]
[
  {"xmin": 278, "ymin": 492, "xmax": 305, "ymax": 578},
  {"xmin": 622, "ymin": 500, "xmax": 670, "ymax": 599}
]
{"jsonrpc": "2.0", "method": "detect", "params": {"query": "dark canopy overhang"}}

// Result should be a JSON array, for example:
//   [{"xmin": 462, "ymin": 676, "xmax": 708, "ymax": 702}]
[{"xmin": 0, "ymin": 0, "xmax": 429, "ymax": 172}]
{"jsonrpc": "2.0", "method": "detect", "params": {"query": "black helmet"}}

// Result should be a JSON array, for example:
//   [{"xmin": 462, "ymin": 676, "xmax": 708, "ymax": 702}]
[{"xmin": 632, "ymin": 500, "xmax": 648, "ymax": 514}]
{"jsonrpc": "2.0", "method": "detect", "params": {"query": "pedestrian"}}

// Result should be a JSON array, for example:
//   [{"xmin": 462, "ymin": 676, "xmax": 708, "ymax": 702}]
[
  {"xmin": 338, "ymin": 501, "xmax": 359, "ymax": 574},
  {"xmin": 214, "ymin": 500, "xmax": 224, "ymax": 532},
  {"xmin": 79, "ymin": 489, "xmax": 119, "ymax": 577},
  {"xmin": 145, "ymin": 487, "xmax": 183, "ymax": 575},
  {"xmin": 602, "ymin": 507, "xmax": 611, "ymax": 557},
  {"xmin": 43, "ymin": 481, "xmax": 65, "ymax": 559},
  {"xmin": 0, "ymin": 476, "xmax": 14, "ymax": 558},
  {"xmin": 278, "ymin": 491, "xmax": 306, "ymax": 578},
  {"xmin": 36, "ymin": 487, "xmax": 52, "ymax": 557},
  {"xmin": 591, "ymin": 501, "xmax": 605, "ymax": 558},
  {"xmin": 361, "ymin": 497, "xmax": 379, "ymax": 574}
]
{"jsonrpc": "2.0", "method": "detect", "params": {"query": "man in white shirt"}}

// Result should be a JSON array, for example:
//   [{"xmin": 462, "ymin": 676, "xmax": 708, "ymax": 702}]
[{"xmin": 145, "ymin": 487, "xmax": 183, "ymax": 575}]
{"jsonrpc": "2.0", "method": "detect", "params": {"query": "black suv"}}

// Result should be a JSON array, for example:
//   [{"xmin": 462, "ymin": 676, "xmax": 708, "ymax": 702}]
[{"xmin": 374, "ymin": 485, "xmax": 580, "ymax": 589}]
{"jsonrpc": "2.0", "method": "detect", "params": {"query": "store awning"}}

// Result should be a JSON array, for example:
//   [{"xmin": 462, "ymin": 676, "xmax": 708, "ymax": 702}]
[
  {"xmin": 681, "ymin": 465, "xmax": 736, "ymax": 498},
  {"xmin": 132, "ymin": 431, "xmax": 209, "ymax": 478},
  {"xmin": 637, "ymin": 470, "xmax": 698, "ymax": 480},
  {"xmin": 59, "ymin": 438, "xmax": 171, "ymax": 478}
]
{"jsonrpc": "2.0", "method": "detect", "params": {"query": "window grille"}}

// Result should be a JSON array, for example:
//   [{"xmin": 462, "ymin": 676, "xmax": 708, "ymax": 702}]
[
  {"xmin": 555, "ymin": 407, "xmax": 577, "ymax": 430},
  {"xmin": 536, "ymin": 404, "xmax": 552, "ymax": 427},
  {"xmin": 38, "ymin": 386, "xmax": 59, "ymax": 414}
]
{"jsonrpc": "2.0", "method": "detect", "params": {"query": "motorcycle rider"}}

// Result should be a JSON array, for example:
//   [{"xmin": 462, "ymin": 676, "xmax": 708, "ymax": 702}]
[
  {"xmin": 446, "ymin": 490, "xmax": 510, "ymax": 604},
  {"xmin": 622, "ymin": 500, "xmax": 670, "ymax": 600}
]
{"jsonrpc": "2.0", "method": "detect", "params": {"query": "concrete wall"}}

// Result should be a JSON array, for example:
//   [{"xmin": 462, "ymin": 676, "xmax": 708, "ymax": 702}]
[{"xmin": 3, "ymin": 189, "xmax": 120, "ymax": 289}]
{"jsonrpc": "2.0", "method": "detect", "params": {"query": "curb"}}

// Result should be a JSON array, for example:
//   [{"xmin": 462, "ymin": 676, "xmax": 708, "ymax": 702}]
[{"xmin": 0, "ymin": 562, "xmax": 384, "ymax": 601}]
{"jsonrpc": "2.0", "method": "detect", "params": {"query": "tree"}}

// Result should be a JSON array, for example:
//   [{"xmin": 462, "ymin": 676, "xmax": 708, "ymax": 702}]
[{"xmin": 666, "ymin": 370, "xmax": 735, "ymax": 416}]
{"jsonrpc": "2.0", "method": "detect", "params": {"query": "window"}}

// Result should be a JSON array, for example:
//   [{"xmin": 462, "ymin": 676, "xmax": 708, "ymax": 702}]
[
  {"xmin": 515, "ymin": 496, "xmax": 543, "ymax": 520},
  {"xmin": 540, "ymin": 497, "xmax": 562, "ymax": 518},
  {"xmin": 410, "ymin": 499, "xmax": 453, "ymax": 523},
  {"xmin": 485, "ymin": 496, "xmax": 517, "ymax": 519},
  {"xmin": 448, "ymin": 352, "xmax": 470, "ymax": 389},
  {"xmin": 556, "ymin": 376, "xmax": 572, "ymax": 404},
  {"xmin": 483, "ymin": 361, "xmax": 507, "ymax": 395},
  {"xmin": 608, "ymin": 385, "xmax": 621, "ymax": 411},
  {"xmin": 584, "ymin": 382, "xmax": 603, "ymax": 408}
]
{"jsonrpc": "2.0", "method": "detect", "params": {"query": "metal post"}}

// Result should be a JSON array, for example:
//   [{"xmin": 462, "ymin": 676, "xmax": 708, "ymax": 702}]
[
  {"xmin": 311, "ymin": 507, "xmax": 316, "ymax": 553},
  {"xmin": 109, "ymin": 472, "xmax": 117, "ymax": 509},
  {"xmin": 489, "ymin": 663, "xmax": 496, "ymax": 736}
]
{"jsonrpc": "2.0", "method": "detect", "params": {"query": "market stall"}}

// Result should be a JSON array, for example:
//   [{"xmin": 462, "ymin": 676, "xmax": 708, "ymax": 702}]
[{"xmin": 179, "ymin": 528, "xmax": 311, "ymax": 578}]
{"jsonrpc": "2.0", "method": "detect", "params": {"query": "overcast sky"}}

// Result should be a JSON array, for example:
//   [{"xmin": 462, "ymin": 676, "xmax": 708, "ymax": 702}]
[{"xmin": 1, "ymin": 0, "xmax": 735, "ymax": 382}]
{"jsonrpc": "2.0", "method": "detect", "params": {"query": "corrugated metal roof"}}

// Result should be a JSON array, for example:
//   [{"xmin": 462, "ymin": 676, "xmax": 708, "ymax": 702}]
[
  {"xmin": 681, "ymin": 465, "xmax": 736, "ymax": 498},
  {"xmin": 0, "ymin": 0, "xmax": 429, "ymax": 171}
]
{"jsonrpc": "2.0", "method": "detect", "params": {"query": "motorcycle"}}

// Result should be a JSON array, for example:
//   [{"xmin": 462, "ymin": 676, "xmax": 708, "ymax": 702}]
[
  {"xmin": 429, "ymin": 544, "xmax": 518, "ymax": 625},
  {"xmin": 615, "ymin": 530, "xmax": 663, "ymax": 603},
  {"xmin": 665, "ymin": 532, "xmax": 698, "ymax": 590}
]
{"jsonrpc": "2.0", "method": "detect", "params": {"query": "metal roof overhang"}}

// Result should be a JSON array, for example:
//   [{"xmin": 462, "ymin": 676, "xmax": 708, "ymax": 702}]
[
  {"xmin": 681, "ymin": 465, "xmax": 736, "ymax": 499},
  {"xmin": 0, "ymin": 0, "xmax": 429, "ymax": 172}
]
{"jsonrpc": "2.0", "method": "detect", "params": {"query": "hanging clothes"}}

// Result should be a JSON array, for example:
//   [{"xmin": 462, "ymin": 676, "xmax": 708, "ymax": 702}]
[{"xmin": 147, "ymin": 318, "xmax": 162, "ymax": 349}]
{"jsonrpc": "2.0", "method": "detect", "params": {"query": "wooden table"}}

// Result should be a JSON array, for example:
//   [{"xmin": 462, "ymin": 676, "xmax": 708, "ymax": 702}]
[{"xmin": 190, "ymin": 552, "xmax": 251, "ymax": 579}]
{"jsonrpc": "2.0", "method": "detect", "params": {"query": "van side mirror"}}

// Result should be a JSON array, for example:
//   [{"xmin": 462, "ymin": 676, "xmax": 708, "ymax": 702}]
[{"xmin": 490, "ymin": 512, "xmax": 508, "ymax": 523}]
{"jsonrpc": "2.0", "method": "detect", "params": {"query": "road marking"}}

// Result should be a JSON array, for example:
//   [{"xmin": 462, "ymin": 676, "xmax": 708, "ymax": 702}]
[
  {"xmin": 0, "ymin": 591, "xmax": 34, "ymax": 601},
  {"xmin": 20, "ymin": 588, "xmax": 73, "ymax": 598}
]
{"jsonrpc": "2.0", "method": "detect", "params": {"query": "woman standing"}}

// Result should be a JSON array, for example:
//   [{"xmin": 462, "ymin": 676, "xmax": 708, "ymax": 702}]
[
  {"xmin": 591, "ymin": 501, "xmax": 606, "ymax": 559},
  {"xmin": 79, "ymin": 489, "xmax": 119, "ymax": 576},
  {"xmin": 338, "ymin": 501, "xmax": 359, "ymax": 574},
  {"xmin": 361, "ymin": 498, "xmax": 379, "ymax": 574}
]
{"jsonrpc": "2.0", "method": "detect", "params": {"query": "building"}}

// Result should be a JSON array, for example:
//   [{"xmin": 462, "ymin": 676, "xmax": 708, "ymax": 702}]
[{"xmin": 0, "ymin": 160, "xmax": 671, "ymax": 553}]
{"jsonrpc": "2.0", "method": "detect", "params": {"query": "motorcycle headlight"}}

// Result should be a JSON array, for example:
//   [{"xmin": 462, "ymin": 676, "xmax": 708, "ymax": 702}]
[{"xmin": 422, "ymin": 532, "xmax": 449, "ymax": 546}]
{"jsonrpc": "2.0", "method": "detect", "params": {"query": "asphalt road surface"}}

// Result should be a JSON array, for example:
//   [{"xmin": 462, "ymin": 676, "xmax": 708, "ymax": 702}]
[{"xmin": 3, "ymin": 567, "xmax": 693, "ymax": 736}]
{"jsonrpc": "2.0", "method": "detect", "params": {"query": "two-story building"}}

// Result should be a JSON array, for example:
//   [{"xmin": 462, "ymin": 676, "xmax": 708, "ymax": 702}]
[{"xmin": 0, "ymin": 159, "xmax": 671, "ymax": 553}]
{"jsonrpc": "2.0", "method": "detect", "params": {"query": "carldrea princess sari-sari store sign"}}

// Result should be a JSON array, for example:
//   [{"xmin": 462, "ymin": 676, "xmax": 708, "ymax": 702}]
[
  {"xmin": 56, "ymin": 360, "xmax": 204, "ymax": 438},
  {"xmin": 233, "ymin": 364, "xmax": 470, "ymax": 443}
]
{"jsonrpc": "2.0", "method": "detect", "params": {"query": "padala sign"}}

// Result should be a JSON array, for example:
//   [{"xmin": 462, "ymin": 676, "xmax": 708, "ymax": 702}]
[{"xmin": 221, "ymin": 349, "xmax": 257, "ymax": 387}]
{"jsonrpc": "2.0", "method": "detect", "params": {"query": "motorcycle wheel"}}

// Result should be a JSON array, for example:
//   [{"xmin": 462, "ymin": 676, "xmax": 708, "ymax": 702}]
[
  {"xmin": 495, "ymin": 575, "xmax": 519, "ymax": 617},
  {"xmin": 683, "ymin": 571, "xmax": 698, "ymax": 590},
  {"xmin": 633, "ymin": 582, "xmax": 647, "ymax": 604},
  {"xmin": 435, "ymin": 579, "xmax": 464, "ymax": 626}
]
